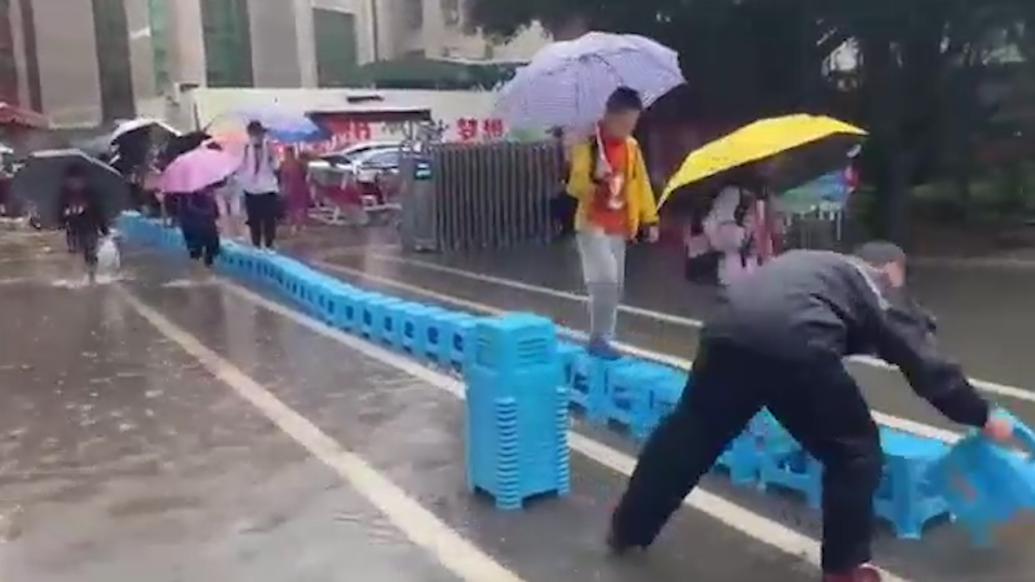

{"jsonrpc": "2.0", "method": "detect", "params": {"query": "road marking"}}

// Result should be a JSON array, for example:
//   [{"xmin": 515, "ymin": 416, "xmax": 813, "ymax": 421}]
[
  {"xmin": 213, "ymin": 278, "xmax": 910, "ymax": 582},
  {"xmin": 337, "ymin": 252, "xmax": 1034, "ymax": 405},
  {"xmin": 117, "ymin": 286, "xmax": 527, "ymax": 582},
  {"xmin": 311, "ymin": 259, "xmax": 965, "ymax": 443}
]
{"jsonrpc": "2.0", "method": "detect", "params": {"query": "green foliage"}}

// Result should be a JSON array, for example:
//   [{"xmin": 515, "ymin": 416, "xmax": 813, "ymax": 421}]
[{"xmin": 466, "ymin": 0, "xmax": 1034, "ymax": 236}]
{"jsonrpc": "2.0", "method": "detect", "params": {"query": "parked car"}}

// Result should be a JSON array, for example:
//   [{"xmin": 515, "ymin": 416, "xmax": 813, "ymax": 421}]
[{"xmin": 317, "ymin": 141, "xmax": 400, "ymax": 168}]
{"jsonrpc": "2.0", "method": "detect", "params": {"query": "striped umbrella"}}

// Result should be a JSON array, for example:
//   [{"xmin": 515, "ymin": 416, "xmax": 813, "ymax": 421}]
[{"xmin": 495, "ymin": 32, "xmax": 685, "ymax": 131}]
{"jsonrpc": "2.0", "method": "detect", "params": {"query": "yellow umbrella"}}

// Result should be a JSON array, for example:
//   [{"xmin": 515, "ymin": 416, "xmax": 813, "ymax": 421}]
[{"xmin": 660, "ymin": 114, "xmax": 867, "ymax": 207}]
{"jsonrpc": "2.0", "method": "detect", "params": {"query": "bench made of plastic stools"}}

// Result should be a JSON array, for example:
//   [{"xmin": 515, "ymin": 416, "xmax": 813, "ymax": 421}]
[
  {"xmin": 873, "ymin": 428, "xmax": 951, "ymax": 540},
  {"xmin": 715, "ymin": 431, "xmax": 762, "ymax": 486}
]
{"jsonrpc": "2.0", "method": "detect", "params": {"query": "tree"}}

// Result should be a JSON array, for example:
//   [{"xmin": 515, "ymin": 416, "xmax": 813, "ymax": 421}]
[{"xmin": 468, "ymin": 0, "xmax": 1033, "ymax": 241}]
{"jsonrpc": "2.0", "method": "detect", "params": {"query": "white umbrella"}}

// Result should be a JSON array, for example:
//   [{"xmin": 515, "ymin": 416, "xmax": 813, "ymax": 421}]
[
  {"xmin": 0, "ymin": 142, "xmax": 11, "ymax": 155},
  {"xmin": 495, "ymin": 32, "xmax": 685, "ymax": 131},
  {"xmin": 110, "ymin": 118, "xmax": 181, "ymax": 143}
]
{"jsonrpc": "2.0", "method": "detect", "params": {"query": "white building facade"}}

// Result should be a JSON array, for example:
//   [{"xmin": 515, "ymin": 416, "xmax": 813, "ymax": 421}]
[{"xmin": 0, "ymin": 0, "xmax": 548, "ymax": 128}]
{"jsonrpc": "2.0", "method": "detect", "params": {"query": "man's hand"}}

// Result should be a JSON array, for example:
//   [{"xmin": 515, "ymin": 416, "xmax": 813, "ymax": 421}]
[{"xmin": 984, "ymin": 414, "xmax": 1014, "ymax": 444}]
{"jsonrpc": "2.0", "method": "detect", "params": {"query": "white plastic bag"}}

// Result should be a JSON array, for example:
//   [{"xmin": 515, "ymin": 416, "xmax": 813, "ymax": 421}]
[{"xmin": 96, "ymin": 236, "xmax": 121, "ymax": 278}]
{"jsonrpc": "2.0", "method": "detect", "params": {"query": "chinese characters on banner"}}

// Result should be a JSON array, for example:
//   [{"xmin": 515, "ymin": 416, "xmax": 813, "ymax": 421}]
[
  {"xmin": 457, "ymin": 118, "xmax": 506, "ymax": 142},
  {"xmin": 299, "ymin": 117, "xmax": 507, "ymax": 154}
]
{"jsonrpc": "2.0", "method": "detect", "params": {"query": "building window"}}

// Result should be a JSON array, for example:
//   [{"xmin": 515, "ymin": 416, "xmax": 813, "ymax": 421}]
[
  {"xmin": 405, "ymin": 0, "xmax": 423, "ymax": 31},
  {"xmin": 0, "ymin": 0, "xmax": 18, "ymax": 104},
  {"xmin": 314, "ymin": 9, "xmax": 358, "ymax": 88},
  {"xmin": 201, "ymin": 0, "xmax": 253, "ymax": 88},
  {"xmin": 147, "ymin": 0, "xmax": 170, "ymax": 91},
  {"xmin": 92, "ymin": 0, "xmax": 136, "ymax": 121},
  {"xmin": 441, "ymin": 0, "xmax": 460, "ymax": 28}
]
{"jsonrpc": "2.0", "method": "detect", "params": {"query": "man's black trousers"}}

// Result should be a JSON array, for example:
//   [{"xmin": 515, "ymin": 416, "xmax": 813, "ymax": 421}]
[{"xmin": 611, "ymin": 338, "xmax": 883, "ymax": 574}]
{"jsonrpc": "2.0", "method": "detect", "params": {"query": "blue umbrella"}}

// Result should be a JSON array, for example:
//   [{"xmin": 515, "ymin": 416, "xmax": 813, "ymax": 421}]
[{"xmin": 227, "ymin": 106, "xmax": 329, "ymax": 143}]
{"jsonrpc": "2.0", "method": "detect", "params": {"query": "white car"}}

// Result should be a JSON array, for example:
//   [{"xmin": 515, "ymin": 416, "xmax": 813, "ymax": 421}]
[{"xmin": 317, "ymin": 141, "xmax": 400, "ymax": 168}]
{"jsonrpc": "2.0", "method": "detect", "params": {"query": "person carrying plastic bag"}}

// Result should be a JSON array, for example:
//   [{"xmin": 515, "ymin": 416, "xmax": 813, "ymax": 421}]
[{"xmin": 59, "ymin": 164, "xmax": 110, "ymax": 284}]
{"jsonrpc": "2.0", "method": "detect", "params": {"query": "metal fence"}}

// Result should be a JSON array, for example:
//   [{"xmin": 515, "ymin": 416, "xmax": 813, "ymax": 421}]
[{"xmin": 422, "ymin": 141, "xmax": 563, "ymax": 252}]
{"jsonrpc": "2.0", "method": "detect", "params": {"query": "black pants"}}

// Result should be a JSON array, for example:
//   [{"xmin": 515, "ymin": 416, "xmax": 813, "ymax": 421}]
[
  {"xmin": 182, "ymin": 222, "xmax": 220, "ymax": 267},
  {"xmin": 611, "ymin": 339, "xmax": 882, "ymax": 574},
  {"xmin": 244, "ymin": 192, "xmax": 279, "ymax": 248},
  {"xmin": 550, "ymin": 191, "xmax": 577, "ymax": 238}
]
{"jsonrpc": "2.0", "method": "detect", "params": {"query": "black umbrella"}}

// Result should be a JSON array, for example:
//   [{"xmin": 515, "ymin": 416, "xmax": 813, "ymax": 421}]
[
  {"xmin": 11, "ymin": 149, "xmax": 130, "ymax": 228},
  {"xmin": 159, "ymin": 131, "xmax": 211, "ymax": 169}
]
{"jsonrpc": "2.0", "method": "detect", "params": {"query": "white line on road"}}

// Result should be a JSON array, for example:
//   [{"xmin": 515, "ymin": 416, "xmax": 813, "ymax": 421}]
[
  {"xmin": 214, "ymin": 278, "xmax": 911, "ymax": 582},
  {"xmin": 117, "ymin": 286, "xmax": 527, "ymax": 582},
  {"xmin": 312, "ymin": 259, "xmax": 963, "ymax": 443},
  {"xmin": 343, "ymin": 252, "xmax": 1034, "ymax": 405}
]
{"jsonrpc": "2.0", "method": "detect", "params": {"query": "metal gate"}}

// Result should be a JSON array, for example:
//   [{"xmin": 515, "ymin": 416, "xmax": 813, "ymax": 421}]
[{"xmin": 427, "ymin": 141, "xmax": 563, "ymax": 252}]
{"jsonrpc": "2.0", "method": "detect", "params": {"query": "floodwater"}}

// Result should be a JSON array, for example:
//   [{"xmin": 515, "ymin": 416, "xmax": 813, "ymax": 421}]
[{"xmin": 1, "ymin": 228, "xmax": 1033, "ymax": 581}]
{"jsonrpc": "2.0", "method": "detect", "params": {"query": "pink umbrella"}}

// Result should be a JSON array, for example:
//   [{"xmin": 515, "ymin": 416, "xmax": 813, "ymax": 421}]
[{"xmin": 160, "ymin": 147, "xmax": 241, "ymax": 193}]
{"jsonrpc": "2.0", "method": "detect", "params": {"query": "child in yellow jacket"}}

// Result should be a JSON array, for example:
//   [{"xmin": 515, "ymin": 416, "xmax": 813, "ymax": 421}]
[{"xmin": 567, "ymin": 87, "xmax": 660, "ymax": 359}]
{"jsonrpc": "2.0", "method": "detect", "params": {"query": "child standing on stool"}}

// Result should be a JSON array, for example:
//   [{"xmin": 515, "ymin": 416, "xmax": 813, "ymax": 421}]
[
  {"xmin": 566, "ymin": 87, "xmax": 660, "ymax": 359},
  {"xmin": 59, "ymin": 164, "xmax": 109, "ymax": 284}
]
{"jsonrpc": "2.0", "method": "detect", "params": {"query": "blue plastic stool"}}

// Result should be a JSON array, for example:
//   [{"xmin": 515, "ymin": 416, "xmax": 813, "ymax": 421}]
[
  {"xmin": 556, "ymin": 342, "xmax": 584, "ymax": 391},
  {"xmin": 417, "ymin": 306, "xmax": 450, "ymax": 364},
  {"xmin": 399, "ymin": 303, "xmax": 433, "ymax": 355},
  {"xmin": 754, "ymin": 411, "xmax": 822, "ymax": 509},
  {"xmin": 359, "ymin": 294, "xmax": 398, "ymax": 340},
  {"xmin": 928, "ymin": 411, "xmax": 1035, "ymax": 545},
  {"xmin": 569, "ymin": 353, "xmax": 632, "ymax": 425},
  {"xmin": 424, "ymin": 309, "xmax": 468, "ymax": 366},
  {"xmin": 377, "ymin": 300, "xmax": 410, "ymax": 350},
  {"xmin": 874, "ymin": 428, "xmax": 951, "ymax": 539},
  {"xmin": 447, "ymin": 315, "xmax": 479, "ymax": 373},
  {"xmin": 715, "ymin": 431, "xmax": 762, "ymax": 486},
  {"xmin": 606, "ymin": 361, "xmax": 680, "ymax": 439}
]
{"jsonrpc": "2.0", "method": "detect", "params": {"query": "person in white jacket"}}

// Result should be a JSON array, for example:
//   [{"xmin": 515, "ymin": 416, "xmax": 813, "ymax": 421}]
[{"xmin": 236, "ymin": 121, "xmax": 281, "ymax": 249}]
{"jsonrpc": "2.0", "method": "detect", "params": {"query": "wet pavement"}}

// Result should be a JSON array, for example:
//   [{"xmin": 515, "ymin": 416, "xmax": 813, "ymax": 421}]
[{"xmin": 1, "ymin": 228, "xmax": 1034, "ymax": 581}]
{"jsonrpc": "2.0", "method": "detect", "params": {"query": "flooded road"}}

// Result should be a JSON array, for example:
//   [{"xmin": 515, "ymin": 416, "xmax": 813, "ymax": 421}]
[{"xmin": 1, "ymin": 230, "xmax": 1033, "ymax": 581}]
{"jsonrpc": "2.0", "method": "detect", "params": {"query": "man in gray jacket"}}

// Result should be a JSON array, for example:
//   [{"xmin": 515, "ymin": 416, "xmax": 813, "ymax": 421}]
[{"xmin": 607, "ymin": 242, "xmax": 1013, "ymax": 582}]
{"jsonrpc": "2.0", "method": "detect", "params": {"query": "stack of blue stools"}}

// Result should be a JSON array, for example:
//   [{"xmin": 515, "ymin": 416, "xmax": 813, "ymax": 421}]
[{"xmin": 464, "ymin": 314, "xmax": 570, "ymax": 510}]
